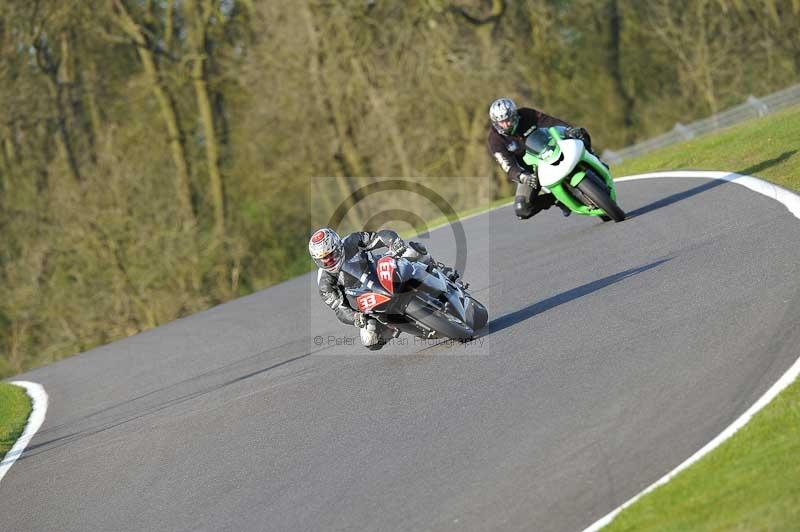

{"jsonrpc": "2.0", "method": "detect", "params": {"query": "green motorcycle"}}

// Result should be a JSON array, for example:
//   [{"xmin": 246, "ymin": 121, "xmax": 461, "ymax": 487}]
[{"xmin": 522, "ymin": 126, "xmax": 625, "ymax": 222}]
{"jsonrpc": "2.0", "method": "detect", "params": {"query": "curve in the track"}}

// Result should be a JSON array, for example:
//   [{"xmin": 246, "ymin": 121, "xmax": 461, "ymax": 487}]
[
  {"xmin": 1, "ymin": 171, "xmax": 799, "ymax": 532},
  {"xmin": 584, "ymin": 170, "xmax": 800, "ymax": 530}
]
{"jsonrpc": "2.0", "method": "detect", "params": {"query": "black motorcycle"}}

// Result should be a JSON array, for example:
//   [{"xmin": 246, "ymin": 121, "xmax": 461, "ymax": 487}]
[{"xmin": 341, "ymin": 250, "xmax": 488, "ymax": 341}]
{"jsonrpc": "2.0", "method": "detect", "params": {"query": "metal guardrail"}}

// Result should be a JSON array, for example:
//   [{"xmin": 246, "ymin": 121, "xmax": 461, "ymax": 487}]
[{"xmin": 602, "ymin": 84, "xmax": 800, "ymax": 165}]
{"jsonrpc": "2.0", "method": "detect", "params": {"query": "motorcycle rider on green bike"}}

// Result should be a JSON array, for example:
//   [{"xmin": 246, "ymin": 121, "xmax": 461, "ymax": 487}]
[{"xmin": 487, "ymin": 97, "xmax": 595, "ymax": 219}]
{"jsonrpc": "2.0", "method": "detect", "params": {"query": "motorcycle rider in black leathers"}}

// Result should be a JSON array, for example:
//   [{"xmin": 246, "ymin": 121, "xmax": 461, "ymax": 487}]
[
  {"xmin": 487, "ymin": 97, "xmax": 594, "ymax": 219},
  {"xmin": 309, "ymin": 227, "xmax": 459, "ymax": 351}
]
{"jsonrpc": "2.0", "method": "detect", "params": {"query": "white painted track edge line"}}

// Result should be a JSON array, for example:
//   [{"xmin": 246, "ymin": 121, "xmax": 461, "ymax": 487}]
[
  {"xmin": 583, "ymin": 354, "xmax": 800, "ymax": 532},
  {"xmin": 582, "ymin": 170, "xmax": 800, "ymax": 531},
  {"xmin": 0, "ymin": 381, "xmax": 48, "ymax": 484},
  {"xmin": 419, "ymin": 169, "xmax": 800, "ymax": 240},
  {"xmin": 616, "ymin": 170, "xmax": 800, "ymax": 218}
]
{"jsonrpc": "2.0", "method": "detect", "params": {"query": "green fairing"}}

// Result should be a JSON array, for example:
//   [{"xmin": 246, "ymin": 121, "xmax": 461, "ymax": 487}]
[
  {"xmin": 570, "ymin": 171, "xmax": 587, "ymax": 187},
  {"xmin": 522, "ymin": 127, "xmax": 622, "ymax": 217}
]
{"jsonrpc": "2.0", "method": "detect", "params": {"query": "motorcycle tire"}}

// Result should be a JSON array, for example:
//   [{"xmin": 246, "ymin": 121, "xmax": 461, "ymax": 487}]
[
  {"xmin": 465, "ymin": 297, "xmax": 488, "ymax": 331},
  {"xmin": 405, "ymin": 300, "xmax": 474, "ymax": 340},
  {"xmin": 577, "ymin": 170, "xmax": 626, "ymax": 222}
]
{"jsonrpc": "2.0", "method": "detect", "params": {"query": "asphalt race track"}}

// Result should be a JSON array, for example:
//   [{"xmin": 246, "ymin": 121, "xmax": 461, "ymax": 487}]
[{"xmin": 2, "ymin": 175, "xmax": 799, "ymax": 532}]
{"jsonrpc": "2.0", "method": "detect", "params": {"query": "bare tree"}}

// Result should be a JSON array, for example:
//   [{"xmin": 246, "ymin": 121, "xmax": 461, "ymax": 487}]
[
  {"xmin": 183, "ymin": 0, "xmax": 226, "ymax": 238},
  {"xmin": 109, "ymin": 0, "xmax": 197, "ymax": 229}
]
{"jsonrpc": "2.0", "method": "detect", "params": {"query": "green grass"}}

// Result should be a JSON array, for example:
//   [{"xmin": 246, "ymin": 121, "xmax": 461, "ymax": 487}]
[
  {"xmin": 612, "ymin": 105, "xmax": 800, "ymax": 191},
  {"xmin": 606, "ymin": 382, "xmax": 800, "ymax": 531},
  {"xmin": 0, "ymin": 382, "xmax": 32, "ymax": 461},
  {"xmin": 599, "ymin": 105, "xmax": 800, "ymax": 530}
]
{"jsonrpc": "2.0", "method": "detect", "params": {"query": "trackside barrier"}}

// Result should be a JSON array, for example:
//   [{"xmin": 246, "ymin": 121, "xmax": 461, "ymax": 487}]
[{"xmin": 602, "ymin": 84, "xmax": 800, "ymax": 165}]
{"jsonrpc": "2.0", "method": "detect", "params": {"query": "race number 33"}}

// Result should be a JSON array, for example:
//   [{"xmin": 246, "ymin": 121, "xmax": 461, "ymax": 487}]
[
  {"xmin": 376, "ymin": 256, "xmax": 396, "ymax": 293},
  {"xmin": 356, "ymin": 292, "xmax": 390, "ymax": 312}
]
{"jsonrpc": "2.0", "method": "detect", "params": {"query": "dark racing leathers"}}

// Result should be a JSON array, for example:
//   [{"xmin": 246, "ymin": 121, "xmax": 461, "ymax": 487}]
[
  {"xmin": 317, "ymin": 230, "xmax": 435, "ymax": 350},
  {"xmin": 487, "ymin": 107, "xmax": 576, "ymax": 219}
]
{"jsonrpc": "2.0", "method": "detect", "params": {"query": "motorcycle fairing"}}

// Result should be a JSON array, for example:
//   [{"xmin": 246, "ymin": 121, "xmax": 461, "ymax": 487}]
[{"xmin": 537, "ymin": 138, "xmax": 583, "ymax": 187}]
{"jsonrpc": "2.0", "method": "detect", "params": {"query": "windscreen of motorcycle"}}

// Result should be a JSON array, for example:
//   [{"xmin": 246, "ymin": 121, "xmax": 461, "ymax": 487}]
[
  {"xmin": 411, "ymin": 263, "xmax": 447, "ymax": 295},
  {"xmin": 525, "ymin": 128, "xmax": 562, "ymax": 164},
  {"xmin": 394, "ymin": 258, "xmax": 415, "ymax": 288},
  {"xmin": 525, "ymin": 128, "xmax": 552, "ymax": 155}
]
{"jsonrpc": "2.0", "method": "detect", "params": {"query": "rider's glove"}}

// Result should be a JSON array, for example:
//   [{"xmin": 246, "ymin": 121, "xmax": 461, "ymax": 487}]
[
  {"xmin": 519, "ymin": 172, "xmax": 539, "ymax": 189},
  {"xmin": 353, "ymin": 312, "xmax": 368, "ymax": 328},
  {"xmin": 389, "ymin": 238, "xmax": 407, "ymax": 258},
  {"xmin": 566, "ymin": 127, "xmax": 591, "ymax": 149}
]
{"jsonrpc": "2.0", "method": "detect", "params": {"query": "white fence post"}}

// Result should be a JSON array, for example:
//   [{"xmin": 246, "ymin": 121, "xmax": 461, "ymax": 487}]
[
  {"xmin": 746, "ymin": 95, "xmax": 769, "ymax": 116},
  {"xmin": 673, "ymin": 122, "xmax": 695, "ymax": 140}
]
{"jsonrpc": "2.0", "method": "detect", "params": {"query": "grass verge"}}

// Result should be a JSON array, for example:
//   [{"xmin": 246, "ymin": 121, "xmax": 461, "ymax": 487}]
[
  {"xmin": 0, "ymin": 382, "xmax": 32, "ymax": 462},
  {"xmin": 612, "ymin": 105, "xmax": 800, "ymax": 191},
  {"xmin": 599, "ymin": 105, "xmax": 800, "ymax": 530},
  {"xmin": 606, "ymin": 383, "xmax": 800, "ymax": 531}
]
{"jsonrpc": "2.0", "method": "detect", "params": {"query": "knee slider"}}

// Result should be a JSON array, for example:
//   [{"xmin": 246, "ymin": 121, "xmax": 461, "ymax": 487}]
[{"xmin": 515, "ymin": 196, "xmax": 534, "ymax": 219}]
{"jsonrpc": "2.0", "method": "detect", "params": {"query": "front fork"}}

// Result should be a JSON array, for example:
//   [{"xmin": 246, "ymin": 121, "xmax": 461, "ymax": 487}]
[
  {"xmin": 578, "ymin": 151, "xmax": 617, "ymax": 201},
  {"xmin": 546, "ymin": 152, "xmax": 616, "ymax": 214}
]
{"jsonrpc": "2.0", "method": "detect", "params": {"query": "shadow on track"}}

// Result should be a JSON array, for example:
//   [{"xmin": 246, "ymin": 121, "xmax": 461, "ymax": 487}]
[
  {"xmin": 625, "ymin": 150, "xmax": 797, "ymax": 219},
  {"xmin": 625, "ymin": 179, "xmax": 727, "ymax": 219},
  {"xmin": 484, "ymin": 258, "xmax": 671, "ymax": 336}
]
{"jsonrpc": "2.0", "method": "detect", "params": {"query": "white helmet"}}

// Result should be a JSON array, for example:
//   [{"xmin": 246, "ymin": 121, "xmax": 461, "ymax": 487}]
[
  {"xmin": 489, "ymin": 97, "xmax": 519, "ymax": 135},
  {"xmin": 309, "ymin": 227, "xmax": 344, "ymax": 273}
]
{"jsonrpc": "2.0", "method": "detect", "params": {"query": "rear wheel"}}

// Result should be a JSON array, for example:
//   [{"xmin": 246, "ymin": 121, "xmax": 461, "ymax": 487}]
[{"xmin": 577, "ymin": 171, "xmax": 625, "ymax": 222}]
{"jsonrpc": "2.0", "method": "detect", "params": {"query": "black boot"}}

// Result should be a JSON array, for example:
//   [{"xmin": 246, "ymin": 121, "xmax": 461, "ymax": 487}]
[
  {"xmin": 540, "ymin": 194, "xmax": 570, "ymax": 217},
  {"xmin": 555, "ymin": 200, "xmax": 572, "ymax": 217}
]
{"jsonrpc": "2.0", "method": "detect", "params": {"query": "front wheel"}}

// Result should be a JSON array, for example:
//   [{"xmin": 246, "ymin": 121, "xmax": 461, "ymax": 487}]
[
  {"xmin": 416, "ymin": 310, "xmax": 474, "ymax": 340},
  {"xmin": 405, "ymin": 299, "xmax": 474, "ymax": 340},
  {"xmin": 577, "ymin": 171, "xmax": 626, "ymax": 222},
  {"xmin": 465, "ymin": 297, "xmax": 488, "ymax": 332}
]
